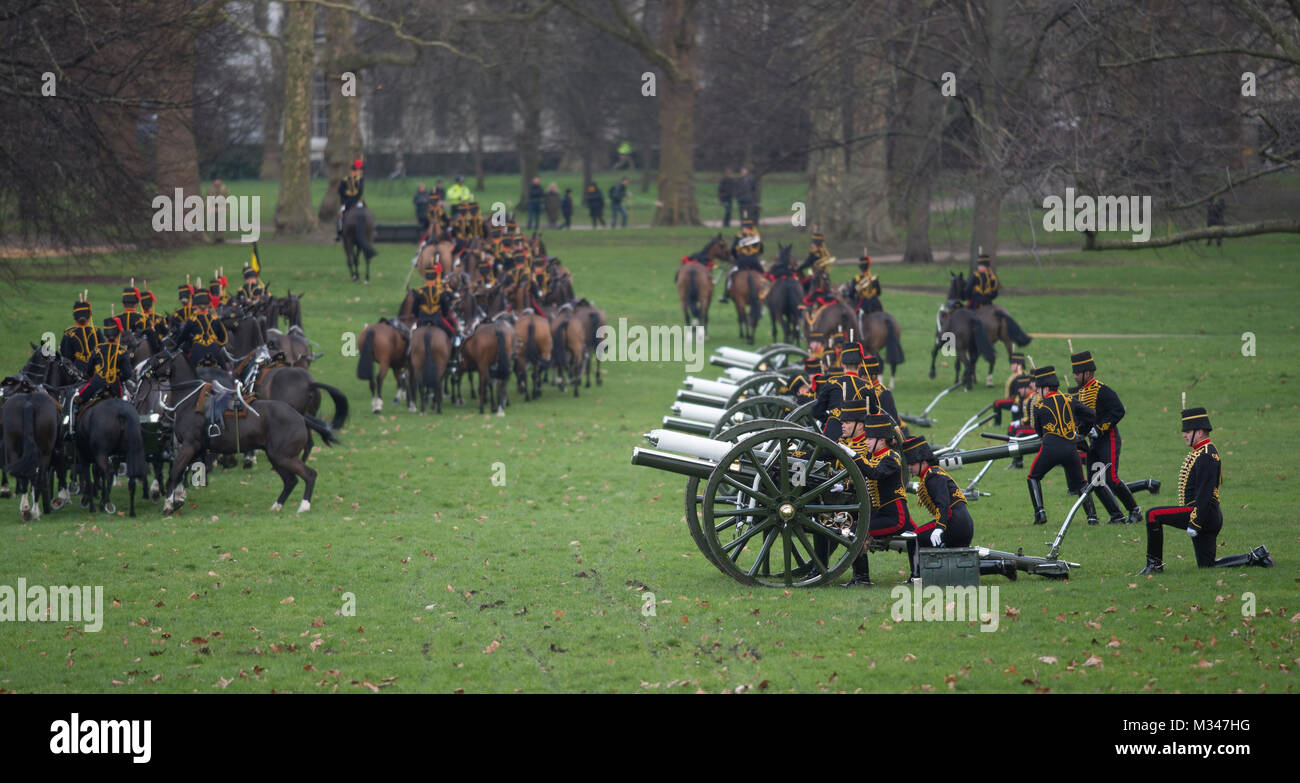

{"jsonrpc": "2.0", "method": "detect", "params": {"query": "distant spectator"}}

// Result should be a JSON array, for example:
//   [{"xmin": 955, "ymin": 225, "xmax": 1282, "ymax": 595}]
[
  {"xmin": 208, "ymin": 178, "xmax": 229, "ymax": 243},
  {"xmin": 585, "ymin": 182, "xmax": 606, "ymax": 228},
  {"xmin": 717, "ymin": 168, "xmax": 735, "ymax": 228},
  {"xmin": 413, "ymin": 183, "xmax": 430, "ymax": 234},
  {"xmin": 1206, "ymin": 197, "xmax": 1226, "ymax": 247},
  {"xmin": 734, "ymin": 168, "xmax": 757, "ymax": 223},
  {"xmin": 609, "ymin": 177, "xmax": 630, "ymax": 228},
  {"xmin": 432, "ymin": 180, "xmax": 445, "ymax": 202},
  {"xmin": 526, "ymin": 176, "xmax": 545, "ymax": 232},
  {"xmin": 545, "ymin": 182, "xmax": 561, "ymax": 229},
  {"xmin": 615, "ymin": 140, "xmax": 634, "ymax": 170},
  {"xmin": 562, "ymin": 189, "xmax": 574, "ymax": 229}
]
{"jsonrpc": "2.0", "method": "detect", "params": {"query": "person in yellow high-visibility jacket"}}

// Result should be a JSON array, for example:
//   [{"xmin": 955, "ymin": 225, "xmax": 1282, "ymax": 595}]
[{"xmin": 446, "ymin": 175, "xmax": 473, "ymax": 206}]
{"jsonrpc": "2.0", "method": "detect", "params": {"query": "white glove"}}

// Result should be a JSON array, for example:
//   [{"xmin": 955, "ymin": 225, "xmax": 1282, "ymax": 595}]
[
  {"xmin": 830, "ymin": 483, "xmax": 845, "ymax": 494},
  {"xmin": 930, "ymin": 527, "xmax": 944, "ymax": 547},
  {"xmin": 1089, "ymin": 427, "xmax": 1100, "ymax": 439},
  {"xmin": 1187, "ymin": 527, "xmax": 1198, "ymax": 539},
  {"xmin": 1010, "ymin": 404, "xmax": 1020, "ymax": 416}
]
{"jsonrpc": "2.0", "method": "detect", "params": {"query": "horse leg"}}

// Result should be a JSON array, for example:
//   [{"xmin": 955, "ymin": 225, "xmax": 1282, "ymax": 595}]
[
  {"xmin": 268, "ymin": 457, "xmax": 298, "ymax": 512},
  {"xmin": 128, "ymin": 477, "xmax": 137, "ymax": 518},
  {"xmin": 97, "ymin": 452, "xmax": 114, "ymax": 513},
  {"xmin": 78, "ymin": 457, "xmax": 93, "ymax": 510},
  {"xmin": 373, "ymin": 362, "xmax": 387, "ymax": 413},
  {"xmin": 163, "ymin": 443, "xmax": 198, "ymax": 515},
  {"xmin": 0, "ymin": 469, "xmax": 9, "ymax": 499}
]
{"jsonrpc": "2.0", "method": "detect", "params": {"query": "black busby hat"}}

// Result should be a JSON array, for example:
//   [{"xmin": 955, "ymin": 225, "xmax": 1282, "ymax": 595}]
[
  {"xmin": 422, "ymin": 267, "xmax": 439, "ymax": 280},
  {"xmin": 741, "ymin": 219, "xmax": 755, "ymax": 228},
  {"xmin": 1032, "ymin": 365, "xmax": 1059, "ymax": 388},
  {"xmin": 73, "ymin": 300, "xmax": 92, "ymax": 320},
  {"xmin": 802, "ymin": 356, "xmax": 821, "ymax": 373},
  {"xmin": 121, "ymin": 286, "xmax": 140, "ymax": 306},
  {"xmin": 977, "ymin": 246, "xmax": 991, "ymax": 264},
  {"xmin": 902, "ymin": 436, "xmax": 934, "ymax": 465},
  {"xmin": 808, "ymin": 330, "xmax": 826, "ymax": 342},
  {"xmin": 859, "ymin": 248, "xmax": 871, "ymax": 266},
  {"xmin": 140, "ymin": 289, "xmax": 155, "ymax": 307},
  {"xmin": 193, "ymin": 289, "xmax": 211, "ymax": 306},
  {"xmin": 839, "ymin": 376, "xmax": 872, "ymax": 422},
  {"xmin": 1070, "ymin": 350, "xmax": 1096, "ymax": 373},
  {"xmin": 178, "ymin": 283, "xmax": 193, "ymax": 300},
  {"xmin": 863, "ymin": 413, "xmax": 895, "ymax": 439},
  {"xmin": 1181, "ymin": 407, "xmax": 1212, "ymax": 433},
  {"xmin": 1010, "ymin": 351, "xmax": 1027, "ymax": 366},
  {"xmin": 779, "ymin": 373, "xmax": 810, "ymax": 396},
  {"xmin": 841, "ymin": 344, "xmax": 863, "ymax": 366},
  {"xmin": 243, "ymin": 265, "xmax": 258, "ymax": 279},
  {"xmin": 101, "ymin": 316, "xmax": 122, "ymax": 336},
  {"xmin": 811, "ymin": 232, "xmax": 824, "ymax": 243},
  {"xmin": 862, "ymin": 354, "xmax": 882, "ymax": 376}
]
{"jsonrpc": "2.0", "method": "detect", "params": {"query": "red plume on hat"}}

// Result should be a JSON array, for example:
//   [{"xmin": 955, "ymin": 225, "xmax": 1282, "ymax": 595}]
[{"xmin": 353, "ymin": 159, "xmax": 364, "ymax": 170}]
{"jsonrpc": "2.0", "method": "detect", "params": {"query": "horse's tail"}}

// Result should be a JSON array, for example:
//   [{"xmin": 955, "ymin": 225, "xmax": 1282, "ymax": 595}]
[
  {"xmin": 587, "ymin": 312, "xmax": 601, "ymax": 351},
  {"xmin": 553, "ymin": 317, "xmax": 569, "ymax": 370},
  {"xmin": 490, "ymin": 328, "xmax": 510, "ymax": 380},
  {"xmin": 781, "ymin": 279, "xmax": 800, "ymax": 318},
  {"xmin": 998, "ymin": 311, "xmax": 1032, "ymax": 346},
  {"xmin": 746, "ymin": 274, "xmax": 760, "ymax": 326},
  {"xmin": 687, "ymin": 271, "xmax": 700, "ymax": 320},
  {"xmin": 884, "ymin": 315, "xmax": 905, "ymax": 367},
  {"xmin": 420, "ymin": 330, "xmax": 440, "ymax": 398},
  {"xmin": 355, "ymin": 326, "xmax": 375, "ymax": 381},
  {"xmin": 9, "ymin": 400, "xmax": 40, "ymax": 479},
  {"xmin": 302, "ymin": 413, "xmax": 340, "ymax": 446},
  {"xmin": 120, "ymin": 407, "xmax": 148, "ymax": 480},
  {"xmin": 972, "ymin": 316, "xmax": 997, "ymax": 363},
  {"xmin": 525, "ymin": 319, "xmax": 539, "ymax": 365},
  {"xmin": 308, "ymin": 382, "xmax": 350, "ymax": 430}
]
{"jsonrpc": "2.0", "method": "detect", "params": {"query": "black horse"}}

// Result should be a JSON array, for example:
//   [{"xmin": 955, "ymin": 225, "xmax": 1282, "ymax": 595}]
[
  {"xmin": 2, "ymin": 390, "xmax": 59, "ymax": 522},
  {"xmin": 141, "ymin": 348, "xmax": 339, "ymax": 515},
  {"xmin": 766, "ymin": 245, "xmax": 803, "ymax": 344},
  {"xmin": 73, "ymin": 398, "xmax": 148, "ymax": 516},
  {"xmin": 930, "ymin": 275, "xmax": 997, "ymax": 390}
]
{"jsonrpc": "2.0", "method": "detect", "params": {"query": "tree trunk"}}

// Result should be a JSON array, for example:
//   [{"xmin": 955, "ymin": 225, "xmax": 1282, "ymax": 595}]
[
  {"xmin": 902, "ymin": 166, "xmax": 933, "ymax": 263},
  {"xmin": 472, "ymin": 102, "xmax": 486, "ymax": 192},
  {"xmin": 274, "ymin": 1, "xmax": 316, "ymax": 236},
  {"xmin": 652, "ymin": 0, "xmax": 700, "ymax": 226},
  {"xmin": 318, "ymin": 5, "xmax": 361, "ymax": 223},
  {"xmin": 256, "ymin": 0, "xmax": 284, "ymax": 180},
  {"xmin": 516, "ymin": 70, "xmax": 542, "ymax": 209},
  {"xmin": 154, "ymin": 17, "xmax": 200, "ymax": 212}
]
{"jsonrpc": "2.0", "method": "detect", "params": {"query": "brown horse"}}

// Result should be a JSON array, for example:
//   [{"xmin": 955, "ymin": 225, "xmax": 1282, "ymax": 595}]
[
  {"xmin": 513, "ymin": 312, "xmax": 553, "ymax": 401},
  {"xmin": 342, "ymin": 205, "xmax": 377, "ymax": 283},
  {"xmin": 408, "ymin": 324, "xmax": 451, "ymax": 414},
  {"xmin": 804, "ymin": 300, "xmax": 859, "ymax": 346},
  {"xmin": 947, "ymin": 273, "xmax": 1032, "ymax": 386},
  {"xmin": 416, "ymin": 237, "xmax": 456, "ymax": 278},
  {"xmin": 460, "ymin": 317, "xmax": 517, "ymax": 416},
  {"xmin": 675, "ymin": 262, "xmax": 713, "ymax": 336},
  {"xmin": 355, "ymin": 321, "xmax": 409, "ymax": 413},
  {"xmin": 858, "ymin": 310, "xmax": 906, "ymax": 388},
  {"xmin": 571, "ymin": 300, "xmax": 606, "ymax": 389},
  {"xmin": 731, "ymin": 268, "xmax": 765, "ymax": 345},
  {"xmin": 550, "ymin": 305, "xmax": 589, "ymax": 397}
]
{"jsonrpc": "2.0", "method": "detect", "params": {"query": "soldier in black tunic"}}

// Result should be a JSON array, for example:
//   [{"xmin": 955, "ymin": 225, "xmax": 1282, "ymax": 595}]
[
  {"xmin": 1139, "ymin": 408, "xmax": 1273, "ymax": 574},
  {"xmin": 1026, "ymin": 366, "xmax": 1100, "ymax": 526},
  {"xmin": 720, "ymin": 219, "xmax": 763, "ymax": 303},
  {"xmin": 1070, "ymin": 350, "xmax": 1141, "ymax": 525},
  {"xmin": 842, "ymin": 413, "xmax": 924, "ymax": 586},
  {"xmin": 60, "ymin": 300, "xmax": 100, "ymax": 378},
  {"xmin": 812, "ymin": 343, "xmax": 868, "ymax": 442},
  {"xmin": 861, "ymin": 354, "xmax": 900, "ymax": 426}
]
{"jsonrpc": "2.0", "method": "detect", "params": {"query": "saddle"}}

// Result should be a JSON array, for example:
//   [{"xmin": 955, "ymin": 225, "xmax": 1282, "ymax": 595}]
[{"xmin": 195, "ymin": 381, "xmax": 255, "ymax": 437}]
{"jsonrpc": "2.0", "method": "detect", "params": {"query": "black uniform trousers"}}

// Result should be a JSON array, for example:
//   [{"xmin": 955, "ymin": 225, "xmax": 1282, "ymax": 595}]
[
  {"xmin": 1146, "ymin": 505, "xmax": 1223, "ymax": 567},
  {"xmin": 1027, "ymin": 435, "xmax": 1086, "ymax": 493}
]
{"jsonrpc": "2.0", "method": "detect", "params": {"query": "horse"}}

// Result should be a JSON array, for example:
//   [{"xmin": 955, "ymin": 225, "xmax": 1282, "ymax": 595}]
[
  {"xmin": 930, "ymin": 303, "xmax": 995, "ymax": 390},
  {"xmin": 570, "ymin": 299, "xmax": 606, "ymax": 389},
  {"xmin": 460, "ymin": 316, "xmax": 517, "ymax": 416},
  {"xmin": 72, "ymin": 397, "xmax": 147, "ymax": 516},
  {"xmin": 355, "ymin": 321, "xmax": 409, "ymax": 413},
  {"xmin": 513, "ymin": 311, "xmax": 552, "ymax": 402},
  {"xmin": 542, "ymin": 261, "xmax": 575, "ymax": 308},
  {"xmin": 141, "ymin": 349, "xmax": 338, "ymax": 515},
  {"xmin": 675, "ymin": 261, "xmax": 713, "ymax": 337},
  {"xmin": 2, "ymin": 391, "xmax": 59, "ymax": 522},
  {"xmin": 858, "ymin": 310, "xmax": 906, "ymax": 388},
  {"xmin": 730, "ymin": 268, "xmax": 764, "ymax": 345},
  {"xmin": 415, "ymin": 237, "xmax": 456, "ymax": 278},
  {"xmin": 766, "ymin": 245, "xmax": 803, "ymax": 344},
  {"xmin": 251, "ymin": 360, "xmax": 350, "ymax": 459},
  {"xmin": 946, "ymin": 272, "xmax": 1032, "ymax": 386},
  {"xmin": 275, "ymin": 290, "xmax": 304, "ymax": 330},
  {"xmin": 407, "ymin": 325, "xmax": 451, "ymax": 414},
  {"xmin": 803, "ymin": 300, "xmax": 859, "ymax": 347},
  {"xmin": 550, "ymin": 304, "xmax": 589, "ymax": 397},
  {"xmin": 266, "ymin": 326, "xmax": 318, "ymax": 369},
  {"xmin": 342, "ymin": 204, "xmax": 377, "ymax": 283},
  {"xmin": 223, "ymin": 311, "xmax": 267, "ymax": 362}
]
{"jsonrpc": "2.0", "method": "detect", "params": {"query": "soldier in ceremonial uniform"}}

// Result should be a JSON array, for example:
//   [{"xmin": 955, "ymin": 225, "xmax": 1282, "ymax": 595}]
[
  {"xmin": 903, "ymin": 436, "xmax": 1017, "ymax": 579},
  {"xmin": 720, "ymin": 219, "xmax": 763, "ymax": 304},
  {"xmin": 177, "ymin": 289, "xmax": 228, "ymax": 369},
  {"xmin": 336, "ymin": 159, "xmax": 365, "ymax": 241},
  {"xmin": 1071, "ymin": 350, "xmax": 1141, "ymax": 525},
  {"xmin": 795, "ymin": 232, "xmax": 831, "ymax": 290},
  {"xmin": 842, "ymin": 413, "xmax": 926, "ymax": 586},
  {"xmin": 139, "ymin": 289, "xmax": 168, "ymax": 340},
  {"xmin": 806, "ymin": 330, "xmax": 828, "ymax": 362},
  {"xmin": 208, "ymin": 273, "xmax": 231, "ymax": 308},
  {"xmin": 68, "ymin": 316, "xmax": 132, "ymax": 435},
  {"xmin": 119, "ymin": 286, "xmax": 146, "ymax": 334},
  {"xmin": 427, "ymin": 197, "xmax": 449, "ymax": 240},
  {"xmin": 61, "ymin": 299, "xmax": 99, "ymax": 378},
  {"xmin": 998, "ymin": 352, "xmax": 1036, "ymax": 467},
  {"xmin": 172, "ymin": 283, "xmax": 196, "ymax": 330},
  {"xmin": 1025, "ymin": 366, "xmax": 1099, "ymax": 526},
  {"xmin": 850, "ymin": 251, "xmax": 882, "ymax": 314},
  {"xmin": 965, "ymin": 249, "xmax": 999, "ymax": 308},
  {"xmin": 467, "ymin": 201, "xmax": 486, "ymax": 239},
  {"xmin": 238, "ymin": 266, "xmax": 267, "ymax": 306},
  {"xmin": 1139, "ymin": 408, "xmax": 1273, "ymax": 574},
  {"xmin": 812, "ymin": 343, "xmax": 868, "ymax": 442},
  {"xmin": 861, "ymin": 354, "xmax": 900, "ymax": 426},
  {"xmin": 413, "ymin": 267, "xmax": 461, "ymax": 344}
]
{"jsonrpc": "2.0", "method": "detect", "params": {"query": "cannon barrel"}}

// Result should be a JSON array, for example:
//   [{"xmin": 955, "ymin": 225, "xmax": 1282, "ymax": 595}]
[
  {"xmin": 675, "ymin": 389, "xmax": 730, "ymax": 407},
  {"xmin": 661, "ymin": 415, "xmax": 716, "ymax": 435},
  {"xmin": 643, "ymin": 429, "xmax": 735, "ymax": 462},
  {"xmin": 710, "ymin": 354, "xmax": 757, "ymax": 370},
  {"xmin": 936, "ymin": 438, "xmax": 1042, "ymax": 470},
  {"xmin": 900, "ymin": 414, "xmax": 933, "ymax": 428},
  {"xmin": 723, "ymin": 367, "xmax": 758, "ymax": 382},
  {"xmin": 630, "ymin": 448, "xmax": 719, "ymax": 480},
  {"xmin": 715, "ymin": 346, "xmax": 766, "ymax": 364},
  {"xmin": 683, "ymin": 376, "xmax": 738, "ymax": 397},
  {"xmin": 670, "ymin": 401, "xmax": 727, "ymax": 423}
]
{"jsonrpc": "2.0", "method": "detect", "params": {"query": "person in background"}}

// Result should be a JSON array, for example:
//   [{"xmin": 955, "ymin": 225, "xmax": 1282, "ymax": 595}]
[
  {"xmin": 414, "ymin": 184, "xmax": 430, "ymax": 235},
  {"xmin": 561, "ymin": 189, "xmax": 574, "ymax": 230},
  {"xmin": 526, "ymin": 176, "xmax": 545, "ymax": 232},
  {"xmin": 734, "ymin": 167, "xmax": 757, "ymax": 223},
  {"xmin": 615, "ymin": 140, "xmax": 634, "ymax": 169},
  {"xmin": 584, "ymin": 182, "xmax": 606, "ymax": 229},
  {"xmin": 609, "ymin": 177, "xmax": 629, "ymax": 229},
  {"xmin": 208, "ymin": 178, "xmax": 229, "ymax": 243},
  {"xmin": 1206, "ymin": 198, "xmax": 1225, "ymax": 246},
  {"xmin": 717, "ymin": 169, "xmax": 735, "ymax": 228},
  {"xmin": 545, "ymin": 182, "xmax": 561, "ymax": 229}
]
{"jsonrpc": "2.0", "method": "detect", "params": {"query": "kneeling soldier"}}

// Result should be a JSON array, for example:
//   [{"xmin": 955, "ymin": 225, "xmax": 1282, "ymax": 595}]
[
  {"xmin": 1026, "ymin": 366, "xmax": 1100, "ymax": 526},
  {"xmin": 843, "ymin": 413, "xmax": 926, "ymax": 586},
  {"xmin": 1139, "ymin": 407, "xmax": 1273, "ymax": 574}
]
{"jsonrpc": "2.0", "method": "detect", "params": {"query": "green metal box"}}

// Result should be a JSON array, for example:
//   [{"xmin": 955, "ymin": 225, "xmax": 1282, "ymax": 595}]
[{"xmin": 917, "ymin": 547, "xmax": 981, "ymax": 588}]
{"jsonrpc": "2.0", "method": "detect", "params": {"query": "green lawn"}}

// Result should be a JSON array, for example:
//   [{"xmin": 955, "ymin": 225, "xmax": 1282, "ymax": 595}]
[{"xmin": 0, "ymin": 228, "xmax": 1296, "ymax": 693}]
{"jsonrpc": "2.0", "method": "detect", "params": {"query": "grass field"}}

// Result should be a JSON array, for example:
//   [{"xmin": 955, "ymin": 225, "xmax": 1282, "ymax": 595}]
[{"xmin": 0, "ymin": 225, "xmax": 1296, "ymax": 694}]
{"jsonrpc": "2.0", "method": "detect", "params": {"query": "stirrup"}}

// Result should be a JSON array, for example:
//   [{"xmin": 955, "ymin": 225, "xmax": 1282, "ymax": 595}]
[{"xmin": 208, "ymin": 422, "xmax": 221, "ymax": 438}]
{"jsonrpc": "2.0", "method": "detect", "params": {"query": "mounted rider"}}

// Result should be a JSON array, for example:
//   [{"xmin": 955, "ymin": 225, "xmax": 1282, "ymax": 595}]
[
  {"xmin": 719, "ymin": 219, "xmax": 763, "ymax": 304},
  {"xmin": 61, "ymin": 298, "xmax": 100, "ymax": 378},
  {"xmin": 177, "ymin": 288, "xmax": 229, "ymax": 370},
  {"xmin": 68, "ymin": 316, "xmax": 133, "ymax": 437},
  {"xmin": 851, "ymin": 250, "xmax": 881, "ymax": 314},
  {"xmin": 237, "ymin": 265, "xmax": 268, "ymax": 307},
  {"xmin": 796, "ymin": 232, "xmax": 832, "ymax": 292},
  {"xmin": 965, "ymin": 248, "xmax": 999, "ymax": 308},
  {"xmin": 119, "ymin": 286, "xmax": 147, "ymax": 335},
  {"xmin": 414, "ymin": 266, "xmax": 462, "ymax": 345},
  {"xmin": 139, "ymin": 288, "xmax": 169, "ymax": 340},
  {"xmin": 336, "ymin": 159, "xmax": 365, "ymax": 242},
  {"xmin": 171, "ymin": 282, "xmax": 195, "ymax": 331}
]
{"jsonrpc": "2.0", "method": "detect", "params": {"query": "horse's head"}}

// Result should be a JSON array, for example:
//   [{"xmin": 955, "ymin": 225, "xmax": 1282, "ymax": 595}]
[
  {"xmin": 946, "ymin": 272, "xmax": 965, "ymax": 301},
  {"xmin": 778, "ymin": 243, "xmax": 792, "ymax": 264}
]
